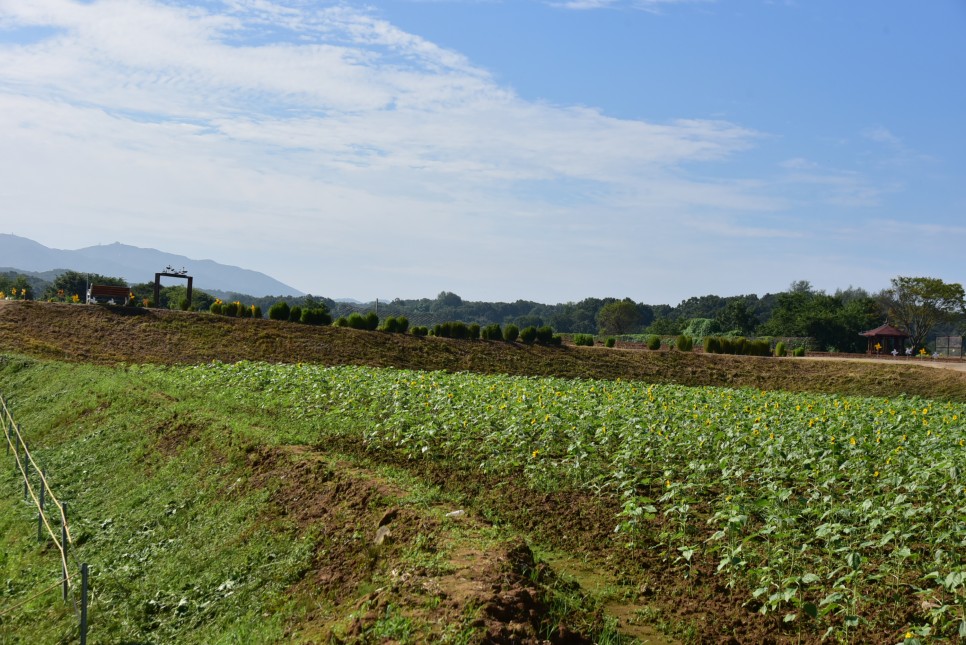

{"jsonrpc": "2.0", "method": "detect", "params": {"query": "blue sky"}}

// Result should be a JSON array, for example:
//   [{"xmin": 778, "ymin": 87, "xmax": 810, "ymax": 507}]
[{"xmin": 0, "ymin": 0, "xmax": 963, "ymax": 304}]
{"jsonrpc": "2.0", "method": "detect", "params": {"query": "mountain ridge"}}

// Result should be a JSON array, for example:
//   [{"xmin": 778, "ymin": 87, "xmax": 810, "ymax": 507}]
[{"xmin": 0, "ymin": 234, "xmax": 303, "ymax": 296}]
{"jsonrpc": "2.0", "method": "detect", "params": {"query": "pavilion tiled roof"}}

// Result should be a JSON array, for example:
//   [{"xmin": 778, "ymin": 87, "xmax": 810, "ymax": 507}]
[{"xmin": 859, "ymin": 323, "xmax": 908, "ymax": 337}]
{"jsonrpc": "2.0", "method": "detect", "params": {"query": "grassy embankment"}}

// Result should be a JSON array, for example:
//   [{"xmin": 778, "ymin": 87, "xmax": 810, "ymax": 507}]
[{"xmin": 1, "ymin": 356, "xmax": 637, "ymax": 643}]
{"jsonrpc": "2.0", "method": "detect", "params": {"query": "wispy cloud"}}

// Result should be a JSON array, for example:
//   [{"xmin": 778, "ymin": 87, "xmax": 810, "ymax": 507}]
[{"xmin": 0, "ymin": 0, "xmax": 920, "ymax": 302}]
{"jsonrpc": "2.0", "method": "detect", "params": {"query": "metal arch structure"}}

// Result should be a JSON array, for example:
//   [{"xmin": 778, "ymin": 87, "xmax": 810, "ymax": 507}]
[{"xmin": 153, "ymin": 266, "xmax": 193, "ymax": 308}]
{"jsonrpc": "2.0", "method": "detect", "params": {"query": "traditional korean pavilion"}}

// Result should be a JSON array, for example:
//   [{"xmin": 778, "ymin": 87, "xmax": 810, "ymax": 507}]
[{"xmin": 859, "ymin": 323, "xmax": 909, "ymax": 355}]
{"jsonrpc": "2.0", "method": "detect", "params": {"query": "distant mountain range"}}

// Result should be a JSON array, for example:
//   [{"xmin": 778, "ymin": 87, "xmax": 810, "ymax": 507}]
[{"xmin": 0, "ymin": 234, "xmax": 303, "ymax": 297}]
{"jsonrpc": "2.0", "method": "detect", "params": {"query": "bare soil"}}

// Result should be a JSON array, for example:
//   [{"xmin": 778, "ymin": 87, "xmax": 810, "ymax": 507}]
[{"xmin": 3, "ymin": 301, "xmax": 965, "ymax": 402}]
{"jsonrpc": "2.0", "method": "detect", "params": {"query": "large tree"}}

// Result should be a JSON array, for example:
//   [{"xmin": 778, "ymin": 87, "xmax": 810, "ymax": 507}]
[
  {"xmin": 880, "ymin": 276, "xmax": 966, "ymax": 350},
  {"xmin": 596, "ymin": 298, "xmax": 643, "ymax": 335}
]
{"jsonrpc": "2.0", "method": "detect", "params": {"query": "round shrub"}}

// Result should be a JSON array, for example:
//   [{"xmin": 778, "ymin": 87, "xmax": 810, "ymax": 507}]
[
  {"xmin": 395, "ymin": 317, "xmax": 409, "ymax": 334},
  {"xmin": 268, "ymin": 301, "xmax": 290, "ymax": 321},
  {"xmin": 288, "ymin": 305, "xmax": 303, "ymax": 323},
  {"xmin": 381, "ymin": 316, "xmax": 399, "ymax": 333},
  {"xmin": 573, "ymin": 334, "xmax": 594, "ymax": 347},
  {"xmin": 411, "ymin": 326, "xmax": 429, "ymax": 337},
  {"xmin": 251, "ymin": 305, "xmax": 262, "ymax": 319},
  {"xmin": 676, "ymin": 335, "xmax": 694, "ymax": 352},
  {"xmin": 519, "ymin": 326, "xmax": 538, "ymax": 344},
  {"xmin": 481, "ymin": 324, "xmax": 503, "ymax": 341},
  {"xmin": 209, "ymin": 301, "xmax": 223, "ymax": 315},
  {"xmin": 468, "ymin": 323, "xmax": 481, "ymax": 340},
  {"xmin": 334, "ymin": 316, "xmax": 348, "ymax": 327},
  {"xmin": 646, "ymin": 335, "xmax": 661, "ymax": 350},
  {"xmin": 605, "ymin": 337, "xmax": 616, "ymax": 348},
  {"xmin": 302, "ymin": 308, "xmax": 332, "ymax": 325},
  {"xmin": 775, "ymin": 341, "xmax": 787, "ymax": 357},
  {"xmin": 504, "ymin": 324, "xmax": 519, "ymax": 343},
  {"xmin": 451, "ymin": 322, "xmax": 469, "ymax": 339},
  {"xmin": 346, "ymin": 312, "xmax": 367, "ymax": 329},
  {"xmin": 535, "ymin": 325, "xmax": 554, "ymax": 344},
  {"xmin": 793, "ymin": 346, "xmax": 806, "ymax": 357},
  {"xmin": 364, "ymin": 312, "xmax": 379, "ymax": 330}
]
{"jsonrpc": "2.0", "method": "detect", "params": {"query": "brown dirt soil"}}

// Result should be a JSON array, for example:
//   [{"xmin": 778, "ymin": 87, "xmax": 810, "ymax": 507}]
[
  {"xmin": 3, "ymin": 301, "xmax": 966, "ymax": 401},
  {"xmin": 231, "ymin": 444, "xmax": 598, "ymax": 643}
]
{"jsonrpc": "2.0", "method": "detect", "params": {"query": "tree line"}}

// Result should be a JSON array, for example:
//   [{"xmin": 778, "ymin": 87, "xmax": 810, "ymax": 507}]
[{"xmin": 7, "ymin": 270, "xmax": 965, "ymax": 354}]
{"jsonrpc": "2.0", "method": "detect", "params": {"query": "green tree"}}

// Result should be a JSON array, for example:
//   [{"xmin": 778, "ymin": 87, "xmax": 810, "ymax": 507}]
[
  {"xmin": 596, "ymin": 299, "xmax": 642, "ymax": 335},
  {"xmin": 44, "ymin": 271, "xmax": 124, "ymax": 301},
  {"xmin": 715, "ymin": 299, "xmax": 760, "ymax": 335},
  {"xmin": 880, "ymin": 276, "xmax": 966, "ymax": 350}
]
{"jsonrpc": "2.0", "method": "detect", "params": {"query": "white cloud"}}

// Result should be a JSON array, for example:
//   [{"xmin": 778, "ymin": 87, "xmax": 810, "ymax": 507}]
[{"xmin": 0, "ymin": 0, "xmax": 917, "ymax": 302}]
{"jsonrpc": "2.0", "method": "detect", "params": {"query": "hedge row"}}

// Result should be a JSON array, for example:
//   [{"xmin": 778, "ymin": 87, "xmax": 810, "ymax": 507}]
[
  {"xmin": 703, "ymin": 336, "xmax": 772, "ymax": 356},
  {"xmin": 210, "ymin": 299, "xmax": 262, "ymax": 319}
]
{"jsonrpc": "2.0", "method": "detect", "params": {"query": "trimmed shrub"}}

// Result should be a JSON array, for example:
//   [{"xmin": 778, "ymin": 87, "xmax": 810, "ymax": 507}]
[
  {"xmin": 646, "ymin": 335, "xmax": 661, "ymax": 350},
  {"xmin": 676, "ymin": 335, "xmax": 694, "ymax": 352},
  {"xmin": 504, "ymin": 324, "xmax": 519, "ymax": 343},
  {"xmin": 251, "ymin": 305, "xmax": 262, "ymax": 319},
  {"xmin": 519, "ymin": 326, "xmax": 538, "ymax": 344},
  {"xmin": 751, "ymin": 340, "xmax": 771, "ymax": 356},
  {"xmin": 268, "ymin": 301, "xmax": 290, "ymax": 321},
  {"xmin": 535, "ymin": 326, "xmax": 554, "ymax": 344},
  {"xmin": 346, "ymin": 312, "xmax": 367, "ymax": 330},
  {"xmin": 395, "ymin": 317, "xmax": 409, "ymax": 334},
  {"xmin": 301, "ymin": 308, "xmax": 332, "ymax": 325},
  {"xmin": 481, "ymin": 324, "xmax": 503, "ymax": 341},
  {"xmin": 381, "ymin": 316, "xmax": 400, "ymax": 333},
  {"xmin": 774, "ymin": 341, "xmax": 787, "ymax": 358},
  {"xmin": 468, "ymin": 323, "xmax": 481, "ymax": 340},
  {"xmin": 209, "ymin": 301, "xmax": 223, "ymax": 315},
  {"xmin": 605, "ymin": 337, "xmax": 616, "ymax": 348},
  {"xmin": 704, "ymin": 336, "xmax": 721, "ymax": 354},
  {"xmin": 549, "ymin": 335, "xmax": 563, "ymax": 347},
  {"xmin": 451, "ymin": 322, "xmax": 469, "ymax": 339},
  {"xmin": 288, "ymin": 305, "xmax": 303, "ymax": 323},
  {"xmin": 364, "ymin": 312, "xmax": 379, "ymax": 331},
  {"xmin": 334, "ymin": 316, "xmax": 348, "ymax": 327},
  {"xmin": 573, "ymin": 334, "xmax": 595, "ymax": 347},
  {"xmin": 793, "ymin": 346, "xmax": 806, "ymax": 357},
  {"xmin": 411, "ymin": 326, "xmax": 429, "ymax": 337}
]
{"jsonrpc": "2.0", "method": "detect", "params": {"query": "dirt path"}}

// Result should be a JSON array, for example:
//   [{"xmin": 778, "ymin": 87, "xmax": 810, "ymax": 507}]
[{"xmin": 799, "ymin": 354, "xmax": 966, "ymax": 372}]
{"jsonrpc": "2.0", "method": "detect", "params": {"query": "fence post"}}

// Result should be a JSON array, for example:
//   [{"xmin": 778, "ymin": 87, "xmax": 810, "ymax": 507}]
[
  {"xmin": 23, "ymin": 443, "xmax": 29, "ymax": 500},
  {"xmin": 62, "ymin": 501, "xmax": 69, "ymax": 602},
  {"xmin": 80, "ymin": 563, "xmax": 89, "ymax": 645},
  {"xmin": 40, "ymin": 470, "xmax": 46, "ymax": 510}
]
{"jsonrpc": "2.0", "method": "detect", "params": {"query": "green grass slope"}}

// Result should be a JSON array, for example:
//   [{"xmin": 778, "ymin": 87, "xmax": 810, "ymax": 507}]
[{"xmin": 0, "ymin": 357, "xmax": 629, "ymax": 644}]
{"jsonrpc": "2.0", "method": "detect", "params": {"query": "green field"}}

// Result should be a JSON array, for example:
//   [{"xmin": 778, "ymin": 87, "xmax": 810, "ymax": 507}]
[{"xmin": 3, "ymin": 353, "xmax": 964, "ymax": 643}]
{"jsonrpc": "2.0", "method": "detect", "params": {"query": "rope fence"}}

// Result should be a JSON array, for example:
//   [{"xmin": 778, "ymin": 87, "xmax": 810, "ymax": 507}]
[{"xmin": 1, "ymin": 393, "xmax": 89, "ymax": 644}]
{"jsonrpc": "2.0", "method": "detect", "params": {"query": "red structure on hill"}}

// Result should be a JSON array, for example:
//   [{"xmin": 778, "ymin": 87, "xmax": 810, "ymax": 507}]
[{"xmin": 860, "ymin": 323, "xmax": 909, "ymax": 355}]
